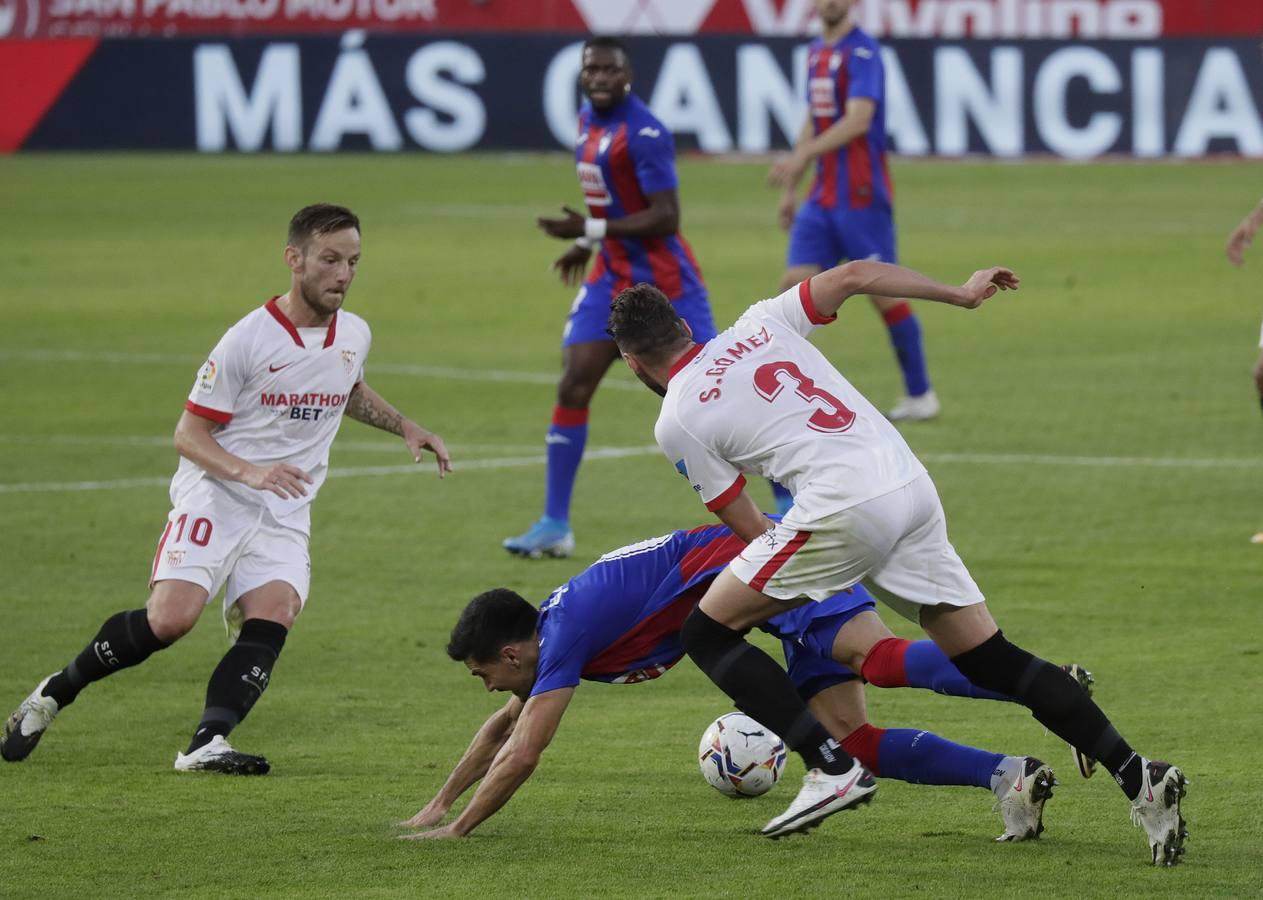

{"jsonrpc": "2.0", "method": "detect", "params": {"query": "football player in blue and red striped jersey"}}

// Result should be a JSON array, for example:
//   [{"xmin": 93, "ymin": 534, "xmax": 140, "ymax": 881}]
[
  {"xmin": 503, "ymin": 36, "xmax": 717, "ymax": 560},
  {"xmin": 400, "ymin": 522, "xmax": 1063, "ymax": 842},
  {"xmin": 769, "ymin": 0, "xmax": 937, "ymax": 474}
]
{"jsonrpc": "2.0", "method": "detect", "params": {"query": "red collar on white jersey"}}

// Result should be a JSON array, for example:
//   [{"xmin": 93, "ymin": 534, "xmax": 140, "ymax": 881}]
[
  {"xmin": 668, "ymin": 343, "xmax": 704, "ymax": 381},
  {"xmin": 265, "ymin": 296, "xmax": 338, "ymax": 349}
]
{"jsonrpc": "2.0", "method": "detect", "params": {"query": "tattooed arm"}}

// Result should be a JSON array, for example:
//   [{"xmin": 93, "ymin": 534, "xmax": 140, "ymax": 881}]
[{"xmin": 345, "ymin": 382, "xmax": 452, "ymax": 477}]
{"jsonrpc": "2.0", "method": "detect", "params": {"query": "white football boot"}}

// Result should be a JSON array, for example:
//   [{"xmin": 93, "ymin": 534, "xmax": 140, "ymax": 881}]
[
  {"xmin": 888, "ymin": 389, "xmax": 940, "ymax": 422},
  {"xmin": 993, "ymin": 757, "xmax": 1056, "ymax": 842},
  {"xmin": 760, "ymin": 761, "xmax": 877, "ymax": 839},
  {"xmin": 174, "ymin": 734, "xmax": 271, "ymax": 775},
  {"xmin": 1130, "ymin": 760, "xmax": 1189, "ymax": 866},
  {"xmin": 1, "ymin": 675, "xmax": 61, "ymax": 762}
]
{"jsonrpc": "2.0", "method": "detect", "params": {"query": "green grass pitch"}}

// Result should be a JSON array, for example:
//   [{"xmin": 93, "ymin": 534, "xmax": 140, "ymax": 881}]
[{"xmin": 1, "ymin": 153, "xmax": 1260, "ymax": 897}]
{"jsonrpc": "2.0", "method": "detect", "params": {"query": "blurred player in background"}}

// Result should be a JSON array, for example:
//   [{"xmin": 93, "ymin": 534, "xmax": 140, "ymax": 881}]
[
  {"xmin": 1225, "ymin": 197, "xmax": 1263, "ymax": 543},
  {"xmin": 2, "ymin": 204, "xmax": 451, "ymax": 774},
  {"xmin": 502, "ymin": 35, "xmax": 717, "ymax": 559},
  {"xmin": 608, "ymin": 259, "xmax": 1188, "ymax": 864},
  {"xmin": 769, "ymin": 0, "xmax": 935, "ymax": 514},
  {"xmin": 401, "ymin": 522, "xmax": 1063, "ymax": 842}
]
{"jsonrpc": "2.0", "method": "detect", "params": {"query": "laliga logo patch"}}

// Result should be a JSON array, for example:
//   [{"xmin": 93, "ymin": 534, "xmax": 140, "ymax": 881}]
[
  {"xmin": 197, "ymin": 358, "xmax": 218, "ymax": 394},
  {"xmin": 341, "ymin": 349, "xmax": 357, "ymax": 375}
]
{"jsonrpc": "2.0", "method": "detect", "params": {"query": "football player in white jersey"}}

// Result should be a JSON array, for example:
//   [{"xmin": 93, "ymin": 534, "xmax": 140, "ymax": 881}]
[
  {"xmin": 606, "ymin": 262, "xmax": 1188, "ymax": 866},
  {"xmin": 2, "ymin": 204, "xmax": 451, "ymax": 775}
]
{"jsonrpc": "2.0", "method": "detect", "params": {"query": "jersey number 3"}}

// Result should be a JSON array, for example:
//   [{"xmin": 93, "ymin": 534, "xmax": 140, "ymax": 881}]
[{"xmin": 753, "ymin": 360, "xmax": 855, "ymax": 433}]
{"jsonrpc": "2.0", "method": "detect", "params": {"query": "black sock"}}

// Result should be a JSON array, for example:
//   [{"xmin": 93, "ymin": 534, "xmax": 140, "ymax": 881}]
[
  {"xmin": 681, "ymin": 607, "xmax": 854, "ymax": 775},
  {"xmin": 952, "ymin": 631, "xmax": 1143, "ymax": 799},
  {"xmin": 42, "ymin": 609, "xmax": 170, "ymax": 708},
  {"xmin": 186, "ymin": 618, "xmax": 288, "ymax": 754}
]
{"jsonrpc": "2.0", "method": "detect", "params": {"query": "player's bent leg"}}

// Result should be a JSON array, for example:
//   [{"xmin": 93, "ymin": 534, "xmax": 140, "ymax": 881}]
[
  {"xmin": 685, "ymin": 573, "xmax": 875, "ymax": 838},
  {"xmin": 806, "ymin": 681, "xmax": 1051, "ymax": 842},
  {"xmin": 925, "ymin": 603, "xmax": 1189, "ymax": 864},
  {"xmin": 0, "ymin": 582, "xmax": 198, "ymax": 763},
  {"xmin": 175, "ymin": 581, "xmax": 297, "ymax": 776},
  {"xmin": 505, "ymin": 341, "xmax": 620, "ymax": 559},
  {"xmin": 855, "ymin": 634, "xmax": 1011, "ymax": 703}
]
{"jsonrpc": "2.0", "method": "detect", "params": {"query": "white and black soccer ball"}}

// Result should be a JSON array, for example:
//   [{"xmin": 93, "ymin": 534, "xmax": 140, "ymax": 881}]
[{"xmin": 697, "ymin": 712, "xmax": 787, "ymax": 798}]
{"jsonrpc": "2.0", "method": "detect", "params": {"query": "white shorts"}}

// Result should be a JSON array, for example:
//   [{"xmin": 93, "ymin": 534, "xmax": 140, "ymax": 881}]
[
  {"xmin": 149, "ymin": 494, "xmax": 311, "ymax": 634},
  {"xmin": 728, "ymin": 473, "xmax": 984, "ymax": 620}
]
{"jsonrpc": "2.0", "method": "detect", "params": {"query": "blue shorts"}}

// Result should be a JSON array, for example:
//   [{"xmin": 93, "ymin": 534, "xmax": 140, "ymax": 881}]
[
  {"xmin": 786, "ymin": 200, "xmax": 897, "ymax": 270},
  {"xmin": 562, "ymin": 269, "xmax": 716, "ymax": 348},
  {"xmin": 762, "ymin": 588, "xmax": 878, "ymax": 702}
]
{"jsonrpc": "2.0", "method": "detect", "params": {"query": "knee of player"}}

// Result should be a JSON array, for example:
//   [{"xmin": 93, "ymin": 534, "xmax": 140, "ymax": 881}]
[
  {"xmin": 680, "ymin": 605, "xmax": 732, "ymax": 656},
  {"xmin": 556, "ymin": 373, "xmax": 601, "ymax": 408},
  {"xmin": 144, "ymin": 603, "xmax": 199, "ymax": 642}
]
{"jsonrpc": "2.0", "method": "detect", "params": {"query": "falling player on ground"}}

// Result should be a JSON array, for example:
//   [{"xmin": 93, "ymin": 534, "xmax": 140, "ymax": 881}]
[{"xmin": 401, "ymin": 523, "xmax": 1071, "ymax": 841}]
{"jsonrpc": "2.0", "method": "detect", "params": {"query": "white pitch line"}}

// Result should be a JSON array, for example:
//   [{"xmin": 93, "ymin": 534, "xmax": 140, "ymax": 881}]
[
  {"xmin": 1, "ymin": 446, "xmax": 1258, "ymax": 495},
  {"xmin": 0, "ymin": 349, "xmax": 643, "ymax": 392},
  {"xmin": 0, "ymin": 434, "xmax": 546, "ymax": 454},
  {"xmin": 921, "ymin": 451, "xmax": 1263, "ymax": 470},
  {"xmin": 0, "ymin": 446, "xmax": 660, "ymax": 495}
]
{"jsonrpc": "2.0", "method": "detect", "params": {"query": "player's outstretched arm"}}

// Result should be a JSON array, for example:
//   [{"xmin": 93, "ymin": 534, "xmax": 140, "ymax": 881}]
[
  {"xmin": 1227, "ymin": 199, "xmax": 1263, "ymax": 266},
  {"xmin": 402, "ymin": 688, "xmax": 574, "ymax": 840},
  {"xmin": 399, "ymin": 695, "xmax": 524, "ymax": 830},
  {"xmin": 174, "ymin": 410, "xmax": 313, "ymax": 499},
  {"xmin": 346, "ymin": 382, "xmax": 452, "ymax": 477},
  {"xmin": 806, "ymin": 261, "xmax": 1020, "ymax": 320}
]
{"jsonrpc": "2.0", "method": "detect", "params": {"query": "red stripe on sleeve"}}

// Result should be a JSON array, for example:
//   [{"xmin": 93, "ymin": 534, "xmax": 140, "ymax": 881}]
[
  {"xmin": 704, "ymin": 475, "xmax": 747, "ymax": 512},
  {"xmin": 184, "ymin": 401, "xmax": 232, "ymax": 424},
  {"xmin": 798, "ymin": 278, "xmax": 836, "ymax": 325},
  {"xmin": 748, "ymin": 530, "xmax": 811, "ymax": 592}
]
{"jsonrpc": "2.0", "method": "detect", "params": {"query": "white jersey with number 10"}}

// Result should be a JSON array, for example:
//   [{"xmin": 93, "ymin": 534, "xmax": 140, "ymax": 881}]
[
  {"xmin": 173, "ymin": 297, "xmax": 371, "ymax": 534},
  {"xmin": 654, "ymin": 281, "xmax": 925, "ymax": 525}
]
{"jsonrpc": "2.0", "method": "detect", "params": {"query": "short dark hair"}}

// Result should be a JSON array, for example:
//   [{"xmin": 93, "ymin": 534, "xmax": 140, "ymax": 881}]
[
  {"xmin": 446, "ymin": 589, "xmax": 539, "ymax": 663},
  {"xmin": 583, "ymin": 35, "xmax": 630, "ymax": 59},
  {"xmin": 288, "ymin": 203, "xmax": 360, "ymax": 249},
  {"xmin": 607, "ymin": 282, "xmax": 692, "ymax": 362}
]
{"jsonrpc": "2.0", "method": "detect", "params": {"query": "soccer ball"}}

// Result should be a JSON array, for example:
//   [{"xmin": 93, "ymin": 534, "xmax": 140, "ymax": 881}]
[{"xmin": 697, "ymin": 712, "xmax": 787, "ymax": 798}]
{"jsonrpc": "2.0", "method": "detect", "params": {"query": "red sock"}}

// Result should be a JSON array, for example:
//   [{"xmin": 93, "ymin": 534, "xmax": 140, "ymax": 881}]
[
  {"xmin": 860, "ymin": 637, "xmax": 912, "ymax": 688},
  {"xmin": 841, "ymin": 723, "xmax": 887, "ymax": 775},
  {"xmin": 881, "ymin": 301, "xmax": 913, "ymax": 327}
]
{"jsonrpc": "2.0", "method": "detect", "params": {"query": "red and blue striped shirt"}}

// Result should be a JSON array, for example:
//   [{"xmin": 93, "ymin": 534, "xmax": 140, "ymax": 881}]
[
  {"xmin": 575, "ymin": 94, "xmax": 705, "ymax": 299},
  {"xmin": 805, "ymin": 28, "xmax": 894, "ymax": 211}
]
